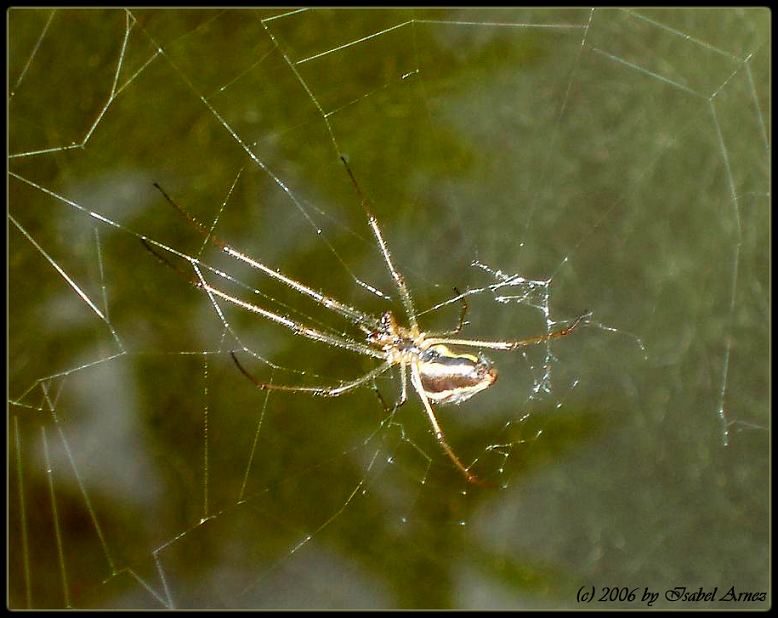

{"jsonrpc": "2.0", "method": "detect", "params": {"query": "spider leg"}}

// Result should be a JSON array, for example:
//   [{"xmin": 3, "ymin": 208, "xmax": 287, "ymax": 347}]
[
  {"xmin": 370, "ymin": 383, "xmax": 392, "ymax": 413},
  {"xmin": 232, "ymin": 352, "xmax": 391, "ymax": 396},
  {"xmin": 372, "ymin": 361, "xmax": 410, "ymax": 414},
  {"xmin": 339, "ymin": 156, "xmax": 419, "ymax": 332},
  {"xmin": 431, "ymin": 287, "xmax": 469, "ymax": 336},
  {"xmin": 152, "ymin": 183, "xmax": 382, "ymax": 331},
  {"xmin": 409, "ymin": 361, "xmax": 490, "ymax": 487},
  {"xmin": 142, "ymin": 239, "xmax": 383, "ymax": 359},
  {"xmin": 399, "ymin": 361, "xmax": 408, "ymax": 407},
  {"xmin": 424, "ymin": 310, "xmax": 591, "ymax": 350}
]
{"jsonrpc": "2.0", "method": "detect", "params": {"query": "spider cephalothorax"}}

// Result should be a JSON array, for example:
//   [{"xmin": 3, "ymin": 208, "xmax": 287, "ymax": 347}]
[{"xmin": 366, "ymin": 311, "xmax": 406, "ymax": 351}]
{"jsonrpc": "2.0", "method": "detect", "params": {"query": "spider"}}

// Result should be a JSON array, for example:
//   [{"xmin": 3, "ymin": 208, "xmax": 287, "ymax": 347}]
[{"xmin": 143, "ymin": 157, "xmax": 589, "ymax": 486}]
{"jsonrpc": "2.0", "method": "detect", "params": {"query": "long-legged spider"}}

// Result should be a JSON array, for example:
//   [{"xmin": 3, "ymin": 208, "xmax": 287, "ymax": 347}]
[{"xmin": 143, "ymin": 157, "xmax": 589, "ymax": 486}]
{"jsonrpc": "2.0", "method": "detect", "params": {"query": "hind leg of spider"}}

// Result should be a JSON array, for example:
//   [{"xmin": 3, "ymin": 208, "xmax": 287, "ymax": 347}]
[
  {"xmin": 425, "ymin": 310, "xmax": 591, "ymax": 350},
  {"xmin": 409, "ymin": 362, "xmax": 492, "ymax": 487},
  {"xmin": 231, "ymin": 352, "xmax": 391, "ymax": 397},
  {"xmin": 432, "ymin": 287, "xmax": 470, "ymax": 337}
]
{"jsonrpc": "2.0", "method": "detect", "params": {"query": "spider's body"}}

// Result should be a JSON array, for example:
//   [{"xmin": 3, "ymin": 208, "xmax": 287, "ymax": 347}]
[
  {"xmin": 369, "ymin": 310, "xmax": 498, "ymax": 406},
  {"xmin": 417, "ymin": 345, "xmax": 497, "ymax": 405},
  {"xmin": 146, "ymin": 159, "xmax": 588, "ymax": 486}
]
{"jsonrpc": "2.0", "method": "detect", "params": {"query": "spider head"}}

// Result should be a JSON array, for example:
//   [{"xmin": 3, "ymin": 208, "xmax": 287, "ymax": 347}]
[
  {"xmin": 367, "ymin": 311, "xmax": 401, "ymax": 346},
  {"xmin": 379, "ymin": 310, "xmax": 398, "ymax": 332}
]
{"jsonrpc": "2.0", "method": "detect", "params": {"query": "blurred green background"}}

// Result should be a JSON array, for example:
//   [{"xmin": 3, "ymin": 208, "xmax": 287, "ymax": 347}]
[{"xmin": 9, "ymin": 8, "xmax": 769, "ymax": 609}]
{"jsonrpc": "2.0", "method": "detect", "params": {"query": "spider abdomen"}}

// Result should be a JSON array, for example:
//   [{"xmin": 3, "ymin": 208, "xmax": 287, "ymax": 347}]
[{"xmin": 418, "ymin": 344, "xmax": 498, "ymax": 405}]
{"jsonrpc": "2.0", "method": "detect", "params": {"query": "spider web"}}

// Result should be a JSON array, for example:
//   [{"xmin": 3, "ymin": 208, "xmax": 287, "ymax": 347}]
[{"xmin": 8, "ymin": 8, "xmax": 769, "ymax": 609}]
